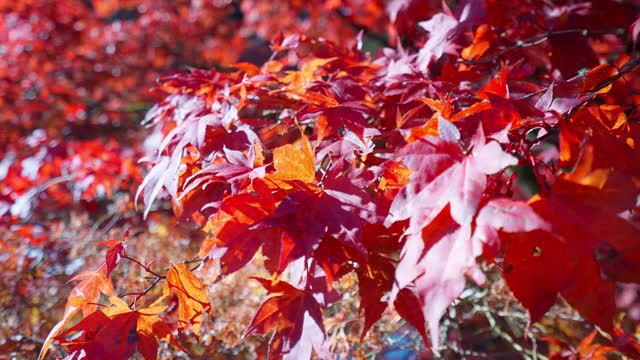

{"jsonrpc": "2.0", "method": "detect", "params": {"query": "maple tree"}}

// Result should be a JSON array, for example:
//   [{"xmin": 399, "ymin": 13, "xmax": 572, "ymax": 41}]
[{"xmin": 2, "ymin": 0, "xmax": 640, "ymax": 359}]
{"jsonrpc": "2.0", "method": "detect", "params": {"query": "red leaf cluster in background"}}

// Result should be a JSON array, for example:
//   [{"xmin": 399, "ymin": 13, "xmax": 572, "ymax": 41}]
[{"xmin": 2, "ymin": 0, "xmax": 640, "ymax": 359}]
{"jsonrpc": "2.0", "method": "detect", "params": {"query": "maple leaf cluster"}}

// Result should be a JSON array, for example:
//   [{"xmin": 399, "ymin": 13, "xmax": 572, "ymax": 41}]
[
  {"xmin": 129, "ymin": 0, "xmax": 640, "ymax": 357},
  {"xmin": 2, "ymin": 0, "xmax": 640, "ymax": 359},
  {"xmin": 0, "ymin": 1, "xmax": 393, "ymax": 358},
  {"xmin": 0, "ymin": 0, "xmax": 381, "ymax": 225}
]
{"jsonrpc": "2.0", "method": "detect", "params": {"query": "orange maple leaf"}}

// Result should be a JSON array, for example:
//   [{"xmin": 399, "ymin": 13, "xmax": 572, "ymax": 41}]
[{"xmin": 152, "ymin": 263, "xmax": 213, "ymax": 336}]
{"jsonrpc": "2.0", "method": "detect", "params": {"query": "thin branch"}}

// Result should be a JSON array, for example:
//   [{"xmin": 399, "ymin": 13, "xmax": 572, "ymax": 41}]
[
  {"xmin": 122, "ymin": 254, "xmax": 165, "ymax": 278},
  {"xmin": 518, "ymin": 73, "xmax": 584, "ymax": 100},
  {"xmin": 585, "ymin": 56, "xmax": 640, "ymax": 94},
  {"xmin": 480, "ymin": 304, "xmax": 548, "ymax": 360},
  {"xmin": 461, "ymin": 28, "xmax": 625, "ymax": 65},
  {"xmin": 130, "ymin": 276, "xmax": 163, "ymax": 309}
]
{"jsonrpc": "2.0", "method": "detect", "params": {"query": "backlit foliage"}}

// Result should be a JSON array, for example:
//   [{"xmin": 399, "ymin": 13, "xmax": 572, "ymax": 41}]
[{"xmin": 1, "ymin": 0, "xmax": 640, "ymax": 359}]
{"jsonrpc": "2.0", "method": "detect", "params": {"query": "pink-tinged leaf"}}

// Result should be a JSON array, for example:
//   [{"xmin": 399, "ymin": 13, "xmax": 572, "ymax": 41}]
[
  {"xmin": 384, "ymin": 136, "xmax": 462, "ymax": 230},
  {"xmin": 282, "ymin": 312, "xmax": 332, "ymax": 360},
  {"xmin": 631, "ymin": 17, "xmax": 640, "ymax": 49},
  {"xmin": 416, "ymin": 0, "xmax": 486, "ymax": 71},
  {"xmin": 534, "ymin": 83, "xmax": 554, "ymax": 111},
  {"xmin": 472, "ymin": 198, "xmax": 550, "ymax": 255},
  {"xmin": 393, "ymin": 206, "xmax": 480, "ymax": 348},
  {"xmin": 391, "ymin": 180, "xmax": 532, "ymax": 349},
  {"xmin": 446, "ymin": 154, "xmax": 486, "ymax": 225},
  {"xmin": 417, "ymin": 13, "xmax": 460, "ymax": 70},
  {"xmin": 135, "ymin": 156, "xmax": 172, "ymax": 219},
  {"xmin": 548, "ymin": 96, "xmax": 588, "ymax": 116},
  {"xmin": 386, "ymin": 124, "xmax": 516, "ymax": 230},
  {"xmin": 415, "ymin": 207, "xmax": 472, "ymax": 347},
  {"xmin": 437, "ymin": 115, "xmax": 460, "ymax": 143},
  {"xmin": 393, "ymin": 197, "xmax": 549, "ymax": 345}
]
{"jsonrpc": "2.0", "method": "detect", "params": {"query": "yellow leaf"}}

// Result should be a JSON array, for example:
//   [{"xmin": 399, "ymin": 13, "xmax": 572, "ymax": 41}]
[
  {"xmin": 159, "ymin": 263, "xmax": 213, "ymax": 336},
  {"xmin": 102, "ymin": 296, "xmax": 134, "ymax": 317},
  {"xmin": 461, "ymin": 24, "xmax": 496, "ymax": 60},
  {"xmin": 269, "ymin": 135, "xmax": 315, "ymax": 184},
  {"xmin": 561, "ymin": 143, "xmax": 610, "ymax": 189},
  {"xmin": 137, "ymin": 313, "xmax": 174, "ymax": 343}
]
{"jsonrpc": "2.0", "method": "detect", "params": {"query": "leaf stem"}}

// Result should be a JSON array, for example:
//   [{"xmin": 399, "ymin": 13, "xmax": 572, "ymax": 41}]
[{"xmin": 122, "ymin": 254, "xmax": 165, "ymax": 279}]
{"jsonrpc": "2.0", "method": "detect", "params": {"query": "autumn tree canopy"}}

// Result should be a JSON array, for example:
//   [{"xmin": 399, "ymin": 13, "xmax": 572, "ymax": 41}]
[{"xmin": 2, "ymin": 0, "xmax": 640, "ymax": 359}]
